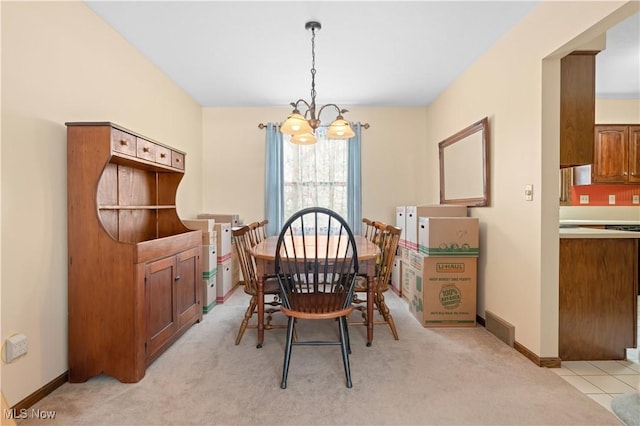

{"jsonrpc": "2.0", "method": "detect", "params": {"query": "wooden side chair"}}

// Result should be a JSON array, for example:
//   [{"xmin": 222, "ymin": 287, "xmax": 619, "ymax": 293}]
[
  {"xmin": 351, "ymin": 223, "xmax": 401, "ymax": 340},
  {"xmin": 362, "ymin": 217, "xmax": 385, "ymax": 244},
  {"xmin": 232, "ymin": 225, "xmax": 282, "ymax": 345},
  {"xmin": 362, "ymin": 218, "xmax": 376, "ymax": 241},
  {"xmin": 247, "ymin": 219, "xmax": 269, "ymax": 246},
  {"xmin": 258, "ymin": 219, "xmax": 269, "ymax": 240},
  {"xmin": 275, "ymin": 207, "xmax": 359, "ymax": 389}
]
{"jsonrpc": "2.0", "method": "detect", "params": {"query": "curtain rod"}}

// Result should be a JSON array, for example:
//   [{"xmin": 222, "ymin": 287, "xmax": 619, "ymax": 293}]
[{"xmin": 258, "ymin": 122, "xmax": 370, "ymax": 130}]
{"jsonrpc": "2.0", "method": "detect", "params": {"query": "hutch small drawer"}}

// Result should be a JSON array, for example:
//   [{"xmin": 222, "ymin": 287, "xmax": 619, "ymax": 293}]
[
  {"xmin": 155, "ymin": 145, "xmax": 172, "ymax": 166},
  {"xmin": 136, "ymin": 137, "xmax": 156, "ymax": 162},
  {"xmin": 111, "ymin": 129, "xmax": 137, "ymax": 156},
  {"xmin": 172, "ymin": 151, "xmax": 185, "ymax": 170}
]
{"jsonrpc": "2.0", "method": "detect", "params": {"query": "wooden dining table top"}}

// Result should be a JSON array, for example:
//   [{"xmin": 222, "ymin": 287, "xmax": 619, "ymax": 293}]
[
  {"xmin": 251, "ymin": 235, "xmax": 380, "ymax": 262},
  {"xmin": 249, "ymin": 234, "xmax": 381, "ymax": 347}
]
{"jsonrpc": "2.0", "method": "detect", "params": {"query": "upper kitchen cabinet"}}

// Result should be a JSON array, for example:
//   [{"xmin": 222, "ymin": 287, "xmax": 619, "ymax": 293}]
[
  {"xmin": 560, "ymin": 51, "xmax": 598, "ymax": 168},
  {"xmin": 593, "ymin": 125, "xmax": 640, "ymax": 184}
]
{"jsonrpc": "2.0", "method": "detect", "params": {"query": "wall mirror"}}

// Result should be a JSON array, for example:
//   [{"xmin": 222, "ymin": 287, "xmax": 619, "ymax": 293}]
[{"xmin": 438, "ymin": 117, "xmax": 490, "ymax": 207}]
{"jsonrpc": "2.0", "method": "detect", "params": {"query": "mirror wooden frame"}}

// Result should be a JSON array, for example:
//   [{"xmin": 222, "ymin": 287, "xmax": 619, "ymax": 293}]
[{"xmin": 438, "ymin": 117, "xmax": 490, "ymax": 207}]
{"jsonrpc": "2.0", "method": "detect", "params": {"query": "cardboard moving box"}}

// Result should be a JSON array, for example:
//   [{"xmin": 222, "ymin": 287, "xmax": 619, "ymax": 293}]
[
  {"xmin": 405, "ymin": 205, "xmax": 467, "ymax": 251},
  {"xmin": 404, "ymin": 252, "xmax": 477, "ymax": 327},
  {"xmin": 214, "ymin": 223, "xmax": 232, "ymax": 258},
  {"xmin": 183, "ymin": 218, "xmax": 215, "ymax": 232},
  {"xmin": 396, "ymin": 206, "xmax": 407, "ymax": 248},
  {"xmin": 418, "ymin": 217, "xmax": 479, "ymax": 256},
  {"xmin": 216, "ymin": 258, "xmax": 234, "ymax": 303},
  {"xmin": 197, "ymin": 213, "xmax": 240, "ymax": 226},
  {"xmin": 183, "ymin": 219, "xmax": 217, "ymax": 245},
  {"xmin": 203, "ymin": 276, "xmax": 217, "ymax": 313},
  {"xmin": 202, "ymin": 244, "xmax": 217, "ymax": 279}
]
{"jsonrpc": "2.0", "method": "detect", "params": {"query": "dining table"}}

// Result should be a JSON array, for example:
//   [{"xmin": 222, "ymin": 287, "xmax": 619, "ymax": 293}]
[{"xmin": 250, "ymin": 234, "xmax": 381, "ymax": 348}]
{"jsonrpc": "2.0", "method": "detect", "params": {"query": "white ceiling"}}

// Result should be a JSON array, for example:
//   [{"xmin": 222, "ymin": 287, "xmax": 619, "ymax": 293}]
[{"xmin": 85, "ymin": 1, "xmax": 639, "ymax": 108}]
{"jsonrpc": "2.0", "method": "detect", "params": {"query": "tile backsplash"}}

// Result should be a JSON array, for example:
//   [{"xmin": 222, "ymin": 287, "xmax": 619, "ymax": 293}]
[{"xmin": 571, "ymin": 184, "xmax": 640, "ymax": 206}]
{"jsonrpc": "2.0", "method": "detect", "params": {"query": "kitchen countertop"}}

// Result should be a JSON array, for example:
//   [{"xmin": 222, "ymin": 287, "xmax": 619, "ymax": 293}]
[
  {"xmin": 559, "ymin": 227, "xmax": 640, "ymax": 238},
  {"xmin": 559, "ymin": 219, "xmax": 640, "ymax": 226}
]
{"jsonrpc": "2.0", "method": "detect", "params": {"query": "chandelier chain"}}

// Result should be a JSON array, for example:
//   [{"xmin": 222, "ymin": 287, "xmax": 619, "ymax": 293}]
[{"xmin": 310, "ymin": 27, "xmax": 317, "ymax": 110}]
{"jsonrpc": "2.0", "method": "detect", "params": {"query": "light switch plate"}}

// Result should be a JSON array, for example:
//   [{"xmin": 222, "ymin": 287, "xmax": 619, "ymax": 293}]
[
  {"xmin": 579, "ymin": 195, "xmax": 589, "ymax": 204},
  {"xmin": 608, "ymin": 195, "xmax": 616, "ymax": 205},
  {"xmin": 633, "ymin": 195, "xmax": 640, "ymax": 204},
  {"xmin": 525, "ymin": 184, "xmax": 533, "ymax": 201}
]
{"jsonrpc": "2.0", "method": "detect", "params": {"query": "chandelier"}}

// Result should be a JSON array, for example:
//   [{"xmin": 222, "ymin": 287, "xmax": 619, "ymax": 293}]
[{"xmin": 280, "ymin": 21, "xmax": 355, "ymax": 145}]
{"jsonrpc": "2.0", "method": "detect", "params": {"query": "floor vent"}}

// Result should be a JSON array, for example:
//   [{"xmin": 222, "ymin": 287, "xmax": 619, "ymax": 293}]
[{"xmin": 485, "ymin": 310, "xmax": 515, "ymax": 347}]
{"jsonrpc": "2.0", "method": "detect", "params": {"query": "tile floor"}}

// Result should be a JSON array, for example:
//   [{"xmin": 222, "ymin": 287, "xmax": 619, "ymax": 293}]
[
  {"xmin": 551, "ymin": 295, "xmax": 640, "ymax": 414},
  {"xmin": 552, "ymin": 359, "xmax": 639, "ymax": 413}
]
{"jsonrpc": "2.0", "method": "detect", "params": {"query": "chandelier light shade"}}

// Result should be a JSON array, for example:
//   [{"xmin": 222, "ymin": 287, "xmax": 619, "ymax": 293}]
[
  {"xmin": 290, "ymin": 132, "xmax": 317, "ymax": 145},
  {"xmin": 281, "ymin": 21, "xmax": 354, "ymax": 145},
  {"xmin": 326, "ymin": 116, "xmax": 355, "ymax": 139}
]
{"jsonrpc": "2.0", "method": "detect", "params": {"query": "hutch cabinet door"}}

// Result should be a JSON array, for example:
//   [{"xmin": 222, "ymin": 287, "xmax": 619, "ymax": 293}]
[
  {"xmin": 176, "ymin": 246, "xmax": 202, "ymax": 329},
  {"xmin": 146, "ymin": 255, "xmax": 178, "ymax": 360}
]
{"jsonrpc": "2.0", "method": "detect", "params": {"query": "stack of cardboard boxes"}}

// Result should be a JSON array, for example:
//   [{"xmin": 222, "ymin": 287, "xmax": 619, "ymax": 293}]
[
  {"xmin": 395, "ymin": 205, "xmax": 479, "ymax": 327},
  {"xmin": 183, "ymin": 219, "xmax": 218, "ymax": 313},
  {"xmin": 198, "ymin": 214, "xmax": 241, "ymax": 303},
  {"xmin": 213, "ymin": 222, "xmax": 235, "ymax": 303}
]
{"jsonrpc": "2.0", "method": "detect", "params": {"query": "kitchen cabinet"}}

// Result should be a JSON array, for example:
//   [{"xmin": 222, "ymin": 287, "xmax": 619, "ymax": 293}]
[
  {"xmin": 593, "ymin": 124, "xmax": 640, "ymax": 183},
  {"xmin": 67, "ymin": 122, "xmax": 202, "ymax": 383},
  {"xmin": 559, "ymin": 237, "xmax": 638, "ymax": 360},
  {"xmin": 560, "ymin": 51, "xmax": 597, "ymax": 168}
]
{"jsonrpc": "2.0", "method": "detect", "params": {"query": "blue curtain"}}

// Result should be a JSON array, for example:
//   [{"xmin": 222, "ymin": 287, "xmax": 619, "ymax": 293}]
[
  {"xmin": 264, "ymin": 123, "xmax": 284, "ymax": 236},
  {"xmin": 347, "ymin": 122, "xmax": 362, "ymax": 234},
  {"xmin": 264, "ymin": 122, "xmax": 362, "ymax": 235}
]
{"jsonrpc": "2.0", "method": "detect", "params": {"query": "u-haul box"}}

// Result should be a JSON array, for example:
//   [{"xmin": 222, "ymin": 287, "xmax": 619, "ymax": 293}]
[{"xmin": 405, "ymin": 252, "xmax": 477, "ymax": 327}]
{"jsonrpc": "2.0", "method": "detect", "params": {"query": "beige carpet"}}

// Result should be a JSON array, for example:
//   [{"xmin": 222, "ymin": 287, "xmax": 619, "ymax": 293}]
[{"xmin": 18, "ymin": 287, "xmax": 621, "ymax": 425}]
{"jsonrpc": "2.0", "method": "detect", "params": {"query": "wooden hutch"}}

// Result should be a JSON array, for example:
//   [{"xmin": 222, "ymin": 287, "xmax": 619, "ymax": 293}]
[{"xmin": 67, "ymin": 122, "xmax": 202, "ymax": 383}]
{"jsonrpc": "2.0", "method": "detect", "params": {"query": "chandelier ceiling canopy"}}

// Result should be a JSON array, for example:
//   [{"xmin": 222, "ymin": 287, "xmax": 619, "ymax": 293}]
[{"xmin": 280, "ymin": 21, "xmax": 355, "ymax": 145}]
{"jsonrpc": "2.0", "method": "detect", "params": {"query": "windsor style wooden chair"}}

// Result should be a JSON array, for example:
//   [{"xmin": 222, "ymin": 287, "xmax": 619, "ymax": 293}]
[{"xmin": 274, "ymin": 207, "xmax": 359, "ymax": 388}]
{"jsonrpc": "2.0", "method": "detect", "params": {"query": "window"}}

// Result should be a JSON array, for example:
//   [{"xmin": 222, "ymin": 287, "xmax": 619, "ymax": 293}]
[
  {"xmin": 283, "ymin": 128, "xmax": 349, "ymax": 222},
  {"xmin": 264, "ymin": 122, "xmax": 361, "ymax": 236}
]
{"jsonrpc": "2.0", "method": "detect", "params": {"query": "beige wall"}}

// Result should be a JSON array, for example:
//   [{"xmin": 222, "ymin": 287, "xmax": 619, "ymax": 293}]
[
  {"xmin": 2, "ymin": 0, "xmax": 638, "ymax": 409},
  {"xmin": 1, "ymin": 2, "xmax": 203, "ymax": 405},
  {"xmin": 596, "ymin": 98, "xmax": 640, "ymax": 123},
  {"xmin": 421, "ymin": 0, "xmax": 637, "ymax": 357},
  {"xmin": 201, "ymin": 106, "xmax": 427, "ymax": 226}
]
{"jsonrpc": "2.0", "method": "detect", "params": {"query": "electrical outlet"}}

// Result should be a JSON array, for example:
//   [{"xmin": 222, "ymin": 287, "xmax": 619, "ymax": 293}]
[
  {"xmin": 608, "ymin": 195, "xmax": 616, "ymax": 205},
  {"xmin": 633, "ymin": 195, "xmax": 639, "ymax": 204},
  {"xmin": 4, "ymin": 334, "xmax": 27, "ymax": 362},
  {"xmin": 579, "ymin": 195, "xmax": 589, "ymax": 204}
]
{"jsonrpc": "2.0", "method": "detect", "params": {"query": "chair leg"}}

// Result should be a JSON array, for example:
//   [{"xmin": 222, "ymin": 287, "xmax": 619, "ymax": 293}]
[
  {"xmin": 375, "ymin": 292, "xmax": 399, "ymax": 340},
  {"xmin": 345, "ymin": 316, "xmax": 351, "ymax": 355},
  {"xmin": 280, "ymin": 316, "xmax": 295, "ymax": 389},
  {"xmin": 235, "ymin": 295, "xmax": 257, "ymax": 345},
  {"xmin": 338, "ymin": 316, "xmax": 353, "ymax": 388}
]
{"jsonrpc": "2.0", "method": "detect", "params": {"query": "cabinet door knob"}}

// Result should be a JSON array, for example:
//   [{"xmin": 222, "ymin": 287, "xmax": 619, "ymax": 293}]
[
  {"xmin": 120, "ymin": 139, "xmax": 128, "ymax": 146},
  {"xmin": 160, "ymin": 153, "xmax": 167, "ymax": 158},
  {"xmin": 143, "ymin": 146, "xmax": 150, "ymax": 153},
  {"xmin": 174, "ymin": 275, "xmax": 181, "ymax": 281}
]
